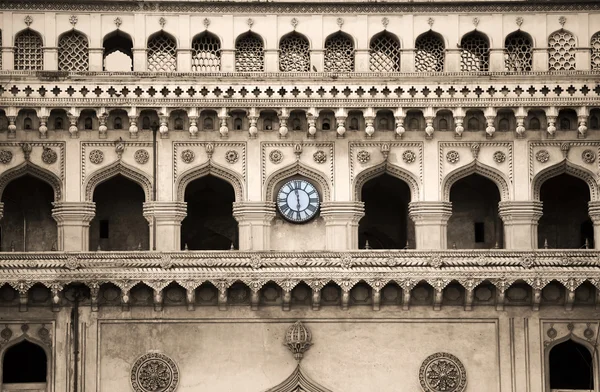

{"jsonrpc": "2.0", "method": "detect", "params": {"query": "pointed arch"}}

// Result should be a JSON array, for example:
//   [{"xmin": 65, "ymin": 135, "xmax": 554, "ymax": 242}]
[
  {"xmin": 191, "ymin": 31, "xmax": 221, "ymax": 72},
  {"xmin": 279, "ymin": 31, "xmax": 310, "ymax": 72},
  {"xmin": 14, "ymin": 28, "xmax": 43, "ymax": 70},
  {"xmin": 176, "ymin": 161, "xmax": 244, "ymax": 202},
  {"xmin": 504, "ymin": 30, "xmax": 533, "ymax": 71},
  {"xmin": 0, "ymin": 161, "xmax": 62, "ymax": 201},
  {"xmin": 235, "ymin": 31, "xmax": 265, "ymax": 72},
  {"xmin": 353, "ymin": 162, "xmax": 420, "ymax": 201},
  {"xmin": 85, "ymin": 160, "xmax": 152, "ymax": 202},
  {"xmin": 544, "ymin": 334, "xmax": 598, "ymax": 392},
  {"xmin": 415, "ymin": 30, "xmax": 445, "ymax": 72},
  {"xmin": 442, "ymin": 160, "xmax": 511, "ymax": 201},
  {"xmin": 265, "ymin": 365, "xmax": 333, "ymax": 392},
  {"xmin": 548, "ymin": 29, "xmax": 577, "ymax": 70},
  {"xmin": 264, "ymin": 162, "xmax": 331, "ymax": 202},
  {"xmin": 0, "ymin": 334, "xmax": 52, "ymax": 386},
  {"xmin": 591, "ymin": 31, "xmax": 600, "ymax": 71},
  {"xmin": 460, "ymin": 30, "xmax": 490, "ymax": 71},
  {"xmin": 103, "ymin": 29, "xmax": 133, "ymax": 57},
  {"xmin": 532, "ymin": 159, "xmax": 598, "ymax": 201},
  {"xmin": 369, "ymin": 30, "xmax": 401, "ymax": 72},
  {"xmin": 58, "ymin": 29, "xmax": 89, "ymax": 71},
  {"xmin": 324, "ymin": 31, "xmax": 355, "ymax": 72},
  {"xmin": 147, "ymin": 30, "xmax": 177, "ymax": 72}
]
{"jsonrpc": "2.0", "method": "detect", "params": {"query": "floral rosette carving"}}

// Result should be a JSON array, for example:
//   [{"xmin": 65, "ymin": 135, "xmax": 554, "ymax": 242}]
[
  {"xmin": 419, "ymin": 352, "xmax": 467, "ymax": 392},
  {"xmin": 0, "ymin": 150, "xmax": 13, "ymax": 164},
  {"xmin": 225, "ymin": 150, "xmax": 239, "ymax": 164},
  {"xmin": 181, "ymin": 149, "xmax": 195, "ymax": 164},
  {"xmin": 340, "ymin": 255, "xmax": 354, "ymax": 269},
  {"xmin": 313, "ymin": 150, "xmax": 327, "ymax": 164},
  {"xmin": 269, "ymin": 149, "xmax": 283, "ymax": 164},
  {"xmin": 493, "ymin": 151, "xmax": 506, "ymax": 164},
  {"xmin": 131, "ymin": 352, "xmax": 179, "ymax": 392},
  {"xmin": 535, "ymin": 149, "xmax": 550, "ymax": 163},
  {"xmin": 89, "ymin": 149, "xmax": 104, "ymax": 164},
  {"xmin": 446, "ymin": 150, "xmax": 459, "ymax": 164},
  {"xmin": 582, "ymin": 149, "xmax": 596, "ymax": 164},
  {"xmin": 134, "ymin": 149, "xmax": 150, "ymax": 165},
  {"xmin": 357, "ymin": 150, "xmax": 370, "ymax": 164},
  {"xmin": 402, "ymin": 150, "xmax": 416, "ymax": 164},
  {"xmin": 41, "ymin": 147, "xmax": 58, "ymax": 164}
]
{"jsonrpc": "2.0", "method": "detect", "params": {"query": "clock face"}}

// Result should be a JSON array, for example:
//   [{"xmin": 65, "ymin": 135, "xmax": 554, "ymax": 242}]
[{"xmin": 276, "ymin": 180, "xmax": 320, "ymax": 223}]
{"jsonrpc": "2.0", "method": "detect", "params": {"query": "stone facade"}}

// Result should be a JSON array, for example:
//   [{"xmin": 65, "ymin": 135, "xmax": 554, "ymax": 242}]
[{"xmin": 0, "ymin": 1, "xmax": 600, "ymax": 392}]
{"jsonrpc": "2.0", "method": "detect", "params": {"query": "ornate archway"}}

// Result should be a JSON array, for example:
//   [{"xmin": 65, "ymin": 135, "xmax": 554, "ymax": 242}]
[
  {"xmin": 353, "ymin": 162, "xmax": 420, "ymax": 201},
  {"xmin": 84, "ymin": 160, "xmax": 152, "ymax": 202},
  {"xmin": 442, "ymin": 160, "xmax": 511, "ymax": 202},
  {"xmin": 264, "ymin": 161, "xmax": 331, "ymax": 202},
  {"xmin": 0, "ymin": 162, "xmax": 62, "ymax": 201},
  {"xmin": 176, "ymin": 161, "xmax": 244, "ymax": 202},
  {"xmin": 532, "ymin": 159, "xmax": 598, "ymax": 201}
]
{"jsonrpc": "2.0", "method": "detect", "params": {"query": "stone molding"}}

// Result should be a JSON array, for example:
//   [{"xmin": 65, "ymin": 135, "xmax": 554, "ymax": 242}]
[
  {"xmin": 497, "ymin": 201, "xmax": 543, "ymax": 224},
  {"xmin": 265, "ymin": 365, "xmax": 332, "ymax": 392},
  {"xmin": 51, "ymin": 201, "xmax": 96, "ymax": 223},
  {"xmin": 320, "ymin": 201, "xmax": 365, "ymax": 224},
  {"xmin": 142, "ymin": 201, "xmax": 188, "ymax": 223},
  {"xmin": 588, "ymin": 201, "xmax": 600, "ymax": 222},
  {"xmin": 232, "ymin": 201, "xmax": 277, "ymax": 223},
  {"xmin": 408, "ymin": 202, "xmax": 453, "ymax": 224}
]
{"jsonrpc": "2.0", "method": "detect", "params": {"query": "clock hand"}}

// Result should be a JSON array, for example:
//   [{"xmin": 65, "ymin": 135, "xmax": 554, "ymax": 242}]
[{"xmin": 294, "ymin": 189, "xmax": 300, "ymax": 210}]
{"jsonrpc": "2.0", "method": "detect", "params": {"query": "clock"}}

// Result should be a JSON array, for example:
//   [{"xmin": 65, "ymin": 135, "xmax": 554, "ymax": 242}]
[{"xmin": 276, "ymin": 179, "xmax": 320, "ymax": 223}]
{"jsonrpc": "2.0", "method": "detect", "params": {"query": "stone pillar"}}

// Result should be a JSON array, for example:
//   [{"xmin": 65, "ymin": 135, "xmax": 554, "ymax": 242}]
[
  {"xmin": 143, "ymin": 202, "xmax": 187, "ymax": 251},
  {"xmin": 51, "ymin": 202, "xmax": 96, "ymax": 251},
  {"xmin": 44, "ymin": 47, "xmax": 58, "ymax": 71},
  {"xmin": 2, "ymin": 47, "xmax": 14, "ymax": 71},
  {"xmin": 355, "ymin": 49, "xmax": 369, "ymax": 72},
  {"xmin": 232, "ymin": 202, "xmax": 276, "ymax": 251},
  {"xmin": 489, "ymin": 48, "xmax": 505, "ymax": 72},
  {"xmin": 221, "ymin": 49, "xmax": 235, "ymax": 72},
  {"xmin": 89, "ymin": 48, "xmax": 104, "ymax": 71},
  {"xmin": 400, "ymin": 49, "xmax": 415, "ymax": 73},
  {"xmin": 133, "ymin": 48, "xmax": 146, "ymax": 72},
  {"xmin": 446, "ymin": 48, "xmax": 461, "ymax": 72},
  {"xmin": 588, "ymin": 201, "xmax": 600, "ymax": 250},
  {"xmin": 311, "ymin": 49, "xmax": 324, "ymax": 72},
  {"xmin": 177, "ymin": 48, "xmax": 192, "ymax": 72},
  {"xmin": 498, "ymin": 201, "xmax": 543, "ymax": 250},
  {"xmin": 576, "ymin": 48, "xmax": 591, "ymax": 71},
  {"xmin": 408, "ymin": 202, "xmax": 452, "ymax": 250},
  {"xmin": 532, "ymin": 48, "xmax": 548, "ymax": 71},
  {"xmin": 264, "ymin": 49, "xmax": 278, "ymax": 72},
  {"xmin": 320, "ymin": 202, "xmax": 365, "ymax": 251}
]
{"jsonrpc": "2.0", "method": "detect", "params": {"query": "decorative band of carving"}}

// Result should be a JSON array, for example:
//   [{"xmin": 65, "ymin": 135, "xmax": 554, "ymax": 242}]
[
  {"xmin": 142, "ymin": 202, "xmax": 188, "ymax": 223},
  {"xmin": 408, "ymin": 202, "xmax": 453, "ymax": 223},
  {"xmin": 232, "ymin": 201, "xmax": 276, "ymax": 223},
  {"xmin": 320, "ymin": 201, "xmax": 365, "ymax": 223},
  {"xmin": 497, "ymin": 201, "xmax": 543, "ymax": 223}
]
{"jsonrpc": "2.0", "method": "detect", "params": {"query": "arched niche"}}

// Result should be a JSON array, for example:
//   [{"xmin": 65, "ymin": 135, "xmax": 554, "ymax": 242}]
[
  {"xmin": 0, "ymin": 162, "xmax": 62, "ymax": 202},
  {"xmin": 176, "ymin": 161, "xmax": 244, "ymax": 202},
  {"xmin": 353, "ymin": 162, "xmax": 420, "ymax": 202},
  {"xmin": 441, "ymin": 160, "xmax": 511, "ymax": 202},
  {"xmin": 102, "ymin": 30, "xmax": 133, "ymax": 71},
  {"xmin": 1, "ymin": 337, "xmax": 51, "ymax": 389},
  {"xmin": 545, "ymin": 335, "xmax": 597, "ymax": 392},
  {"xmin": 264, "ymin": 162, "xmax": 330, "ymax": 202},
  {"xmin": 84, "ymin": 161, "xmax": 152, "ymax": 202},
  {"xmin": 369, "ymin": 30, "xmax": 401, "ymax": 72},
  {"xmin": 531, "ymin": 160, "xmax": 598, "ymax": 202}
]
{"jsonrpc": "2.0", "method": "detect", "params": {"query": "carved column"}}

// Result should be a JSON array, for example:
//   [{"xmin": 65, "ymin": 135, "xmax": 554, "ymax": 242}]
[
  {"xmin": 218, "ymin": 107, "xmax": 229, "ymax": 139},
  {"xmin": 424, "ymin": 106, "xmax": 435, "ymax": 139},
  {"xmin": 498, "ymin": 201, "xmax": 543, "ymax": 250},
  {"xmin": 588, "ymin": 201, "xmax": 600, "ymax": 250},
  {"xmin": 159, "ymin": 115, "xmax": 169, "ymax": 139},
  {"xmin": 320, "ymin": 202, "xmax": 365, "ymax": 251},
  {"xmin": 394, "ymin": 107, "xmax": 406, "ymax": 139},
  {"xmin": 2, "ymin": 46, "xmax": 14, "ymax": 71},
  {"xmin": 232, "ymin": 202, "xmax": 276, "ymax": 251},
  {"xmin": 363, "ymin": 107, "xmax": 375, "ymax": 138},
  {"xmin": 142, "ymin": 202, "xmax": 188, "ymax": 251},
  {"xmin": 278, "ymin": 108, "xmax": 289, "ymax": 139},
  {"xmin": 248, "ymin": 107, "xmax": 259, "ymax": 139},
  {"xmin": 67, "ymin": 108, "xmax": 80, "ymax": 138},
  {"xmin": 98, "ymin": 109, "xmax": 108, "ymax": 139},
  {"xmin": 306, "ymin": 108, "xmax": 317, "ymax": 139},
  {"xmin": 515, "ymin": 106, "xmax": 527, "ymax": 139},
  {"xmin": 335, "ymin": 108, "xmax": 347, "ymax": 138},
  {"xmin": 128, "ymin": 116, "xmax": 139, "ymax": 138},
  {"xmin": 51, "ymin": 202, "xmax": 96, "ymax": 251},
  {"xmin": 577, "ymin": 106, "xmax": 589, "ymax": 139},
  {"xmin": 484, "ymin": 107, "xmax": 496, "ymax": 139},
  {"xmin": 7, "ymin": 115, "xmax": 16, "ymax": 139},
  {"xmin": 452, "ymin": 107, "xmax": 465, "ymax": 139},
  {"xmin": 545, "ymin": 106, "xmax": 558, "ymax": 138},
  {"xmin": 89, "ymin": 48, "xmax": 104, "ymax": 71},
  {"xmin": 0, "ymin": 202, "xmax": 4, "ymax": 222},
  {"xmin": 188, "ymin": 107, "xmax": 199, "ymax": 138},
  {"xmin": 408, "ymin": 202, "xmax": 452, "ymax": 249}
]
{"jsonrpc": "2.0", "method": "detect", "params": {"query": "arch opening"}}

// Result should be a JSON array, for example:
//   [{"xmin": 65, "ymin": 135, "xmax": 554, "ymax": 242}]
[
  {"xmin": 58, "ymin": 30, "xmax": 89, "ymax": 71},
  {"xmin": 548, "ymin": 29, "xmax": 576, "ymax": 71},
  {"xmin": 538, "ymin": 174, "xmax": 592, "ymax": 249},
  {"xmin": 147, "ymin": 31, "xmax": 177, "ymax": 72},
  {"xmin": 181, "ymin": 175, "xmax": 237, "ymax": 250},
  {"xmin": 89, "ymin": 175, "xmax": 148, "ymax": 251},
  {"xmin": 235, "ymin": 32, "xmax": 264, "ymax": 72},
  {"xmin": 279, "ymin": 32, "xmax": 310, "ymax": 72},
  {"xmin": 192, "ymin": 31, "xmax": 221, "ymax": 72},
  {"xmin": 369, "ymin": 31, "xmax": 401, "ymax": 72},
  {"xmin": 549, "ymin": 339, "xmax": 594, "ymax": 390},
  {"xmin": 14, "ymin": 29, "xmax": 43, "ymax": 70},
  {"xmin": 103, "ymin": 30, "xmax": 133, "ymax": 71},
  {"xmin": 2, "ymin": 340, "xmax": 47, "ymax": 385},
  {"xmin": 447, "ymin": 174, "xmax": 503, "ymax": 249},
  {"xmin": 504, "ymin": 30, "xmax": 533, "ymax": 72},
  {"xmin": 460, "ymin": 31, "xmax": 490, "ymax": 72},
  {"xmin": 415, "ymin": 30, "xmax": 445, "ymax": 72},
  {"xmin": 324, "ymin": 31, "xmax": 354, "ymax": 72}
]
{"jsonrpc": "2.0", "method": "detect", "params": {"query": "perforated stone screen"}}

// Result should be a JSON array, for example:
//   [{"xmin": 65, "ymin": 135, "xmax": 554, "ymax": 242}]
[
  {"xmin": 14, "ymin": 29, "xmax": 43, "ymax": 70},
  {"xmin": 504, "ymin": 31, "xmax": 532, "ymax": 72},
  {"xmin": 369, "ymin": 32, "xmax": 401, "ymax": 72},
  {"xmin": 548, "ymin": 29, "xmax": 576, "ymax": 71},
  {"xmin": 279, "ymin": 32, "xmax": 310, "ymax": 72},
  {"xmin": 324, "ymin": 32, "xmax": 354, "ymax": 72},
  {"xmin": 591, "ymin": 32, "xmax": 600, "ymax": 71},
  {"xmin": 147, "ymin": 32, "xmax": 177, "ymax": 72},
  {"xmin": 235, "ymin": 32, "xmax": 264, "ymax": 72},
  {"xmin": 58, "ymin": 31, "xmax": 89, "ymax": 71},
  {"xmin": 192, "ymin": 32, "xmax": 221, "ymax": 72},
  {"xmin": 460, "ymin": 31, "xmax": 489, "ymax": 72},
  {"xmin": 415, "ymin": 31, "xmax": 445, "ymax": 72}
]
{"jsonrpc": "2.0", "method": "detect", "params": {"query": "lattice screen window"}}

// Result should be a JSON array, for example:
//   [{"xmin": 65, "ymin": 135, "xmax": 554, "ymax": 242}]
[
  {"xmin": 591, "ymin": 32, "xmax": 600, "ymax": 71},
  {"xmin": 369, "ymin": 32, "xmax": 401, "ymax": 72},
  {"xmin": 279, "ymin": 32, "xmax": 310, "ymax": 72},
  {"xmin": 147, "ymin": 32, "xmax": 177, "ymax": 72},
  {"xmin": 324, "ymin": 32, "xmax": 354, "ymax": 72},
  {"xmin": 192, "ymin": 32, "xmax": 221, "ymax": 72},
  {"xmin": 415, "ymin": 31, "xmax": 445, "ymax": 72},
  {"xmin": 504, "ymin": 31, "xmax": 532, "ymax": 72},
  {"xmin": 58, "ymin": 31, "xmax": 89, "ymax": 71},
  {"xmin": 548, "ymin": 30, "xmax": 576, "ymax": 71},
  {"xmin": 235, "ymin": 32, "xmax": 264, "ymax": 72},
  {"xmin": 14, "ymin": 29, "xmax": 43, "ymax": 70},
  {"xmin": 460, "ymin": 32, "xmax": 490, "ymax": 72}
]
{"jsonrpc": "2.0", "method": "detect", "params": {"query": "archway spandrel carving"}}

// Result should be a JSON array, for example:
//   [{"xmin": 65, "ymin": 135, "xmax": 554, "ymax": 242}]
[
  {"xmin": 84, "ymin": 160, "xmax": 153, "ymax": 202},
  {"xmin": 176, "ymin": 160, "xmax": 245, "ymax": 202},
  {"xmin": 532, "ymin": 158, "xmax": 598, "ymax": 201},
  {"xmin": 0, "ymin": 161, "xmax": 63, "ymax": 201},
  {"xmin": 441, "ymin": 159, "xmax": 511, "ymax": 202}
]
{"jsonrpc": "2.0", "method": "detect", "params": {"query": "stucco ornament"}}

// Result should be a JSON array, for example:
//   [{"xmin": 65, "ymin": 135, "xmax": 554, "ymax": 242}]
[
  {"xmin": 582, "ymin": 149, "xmax": 596, "ymax": 164},
  {"xmin": 419, "ymin": 352, "xmax": 467, "ymax": 392},
  {"xmin": 180, "ymin": 149, "xmax": 195, "ymax": 164},
  {"xmin": 429, "ymin": 256, "xmax": 443, "ymax": 269},
  {"xmin": 285, "ymin": 321, "xmax": 312, "ymax": 361},
  {"xmin": 313, "ymin": 150, "xmax": 327, "ymax": 164},
  {"xmin": 249, "ymin": 254, "xmax": 262, "ymax": 270},
  {"xmin": 89, "ymin": 149, "xmax": 104, "ymax": 164},
  {"xmin": 520, "ymin": 255, "xmax": 535, "ymax": 269},
  {"xmin": 340, "ymin": 255, "xmax": 354, "ymax": 269},
  {"xmin": 41, "ymin": 147, "xmax": 58, "ymax": 164},
  {"xmin": 69, "ymin": 15, "xmax": 78, "ymax": 27},
  {"xmin": 402, "ymin": 150, "xmax": 416, "ymax": 164},
  {"xmin": 535, "ymin": 149, "xmax": 550, "ymax": 163},
  {"xmin": 225, "ymin": 150, "xmax": 239, "ymax": 164},
  {"xmin": 24, "ymin": 15, "xmax": 33, "ymax": 26},
  {"xmin": 131, "ymin": 352, "xmax": 179, "ymax": 392},
  {"xmin": 493, "ymin": 151, "xmax": 506, "ymax": 164},
  {"xmin": 357, "ymin": 150, "xmax": 370, "ymax": 164},
  {"xmin": 65, "ymin": 255, "xmax": 79, "ymax": 270},
  {"xmin": 0, "ymin": 150, "xmax": 13, "ymax": 164},
  {"xmin": 160, "ymin": 254, "xmax": 173, "ymax": 270},
  {"xmin": 134, "ymin": 149, "xmax": 150, "ymax": 165},
  {"xmin": 446, "ymin": 150, "xmax": 459, "ymax": 164},
  {"xmin": 269, "ymin": 149, "xmax": 283, "ymax": 164}
]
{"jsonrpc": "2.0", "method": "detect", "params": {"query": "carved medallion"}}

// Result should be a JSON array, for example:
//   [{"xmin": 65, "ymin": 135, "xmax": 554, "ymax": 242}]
[
  {"xmin": 535, "ymin": 149, "xmax": 550, "ymax": 163},
  {"xmin": 493, "ymin": 151, "xmax": 506, "ymax": 164},
  {"xmin": 419, "ymin": 352, "xmax": 467, "ymax": 392},
  {"xmin": 0, "ymin": 150, "xmax": 13, "ymax": 164},
  {"xmin": 269, "ymin": 149, "xmax": 283, "ymax": 164},
  {"xmin": 38, "ymin": 325, "xmax": 51, "ymax": 346},
  {"xmin": 89, "ymin": 149, "xmax": 104, "ymax": 164},
  {"xmin": 134, "ymin": 149, "xmax": 150, "ymax": 165},
  {"xmin": 0, "ymin": 325, "xmax": 12, "ymax": 342},
  {"xmin": 446, "ymin": 150, "xmax": 460, "ymax": 164},
  {"xmin": 131, "ymin": 352, "xmax": 179, "ymax": 392},
  {"xmin": 357, "ymin": 150, "xmax": 370, "ymax": 164},
  {"xmin": 225, "ymin": 150, "xmax": 239, "ymax": 164},
  {"xmin": 181, "ymin": 149, "xmax": 195, "ymax": 164},
  {"xmin": 313, "ymin": 150, "xmax": 327, "ymax": 164},
  {"xmin": 403, "ymin": 150, "xmax": 416, "ymax": 164},
  {"xmin": 582, "ymin": 149, "xmax": 596, "ymax": 164},
  {"xmin": 42, "ymin": 147, "xmax": 58, "ymax": 164}
]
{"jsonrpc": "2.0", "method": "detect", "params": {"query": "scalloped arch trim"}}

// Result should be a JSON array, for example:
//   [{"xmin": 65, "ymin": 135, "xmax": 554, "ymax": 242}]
[
  {"xmin": 0, "ymin": 161, "xmax": 62, "ymax": 201},
  {"xmin": 442, "ymin": 160, "xmax": 511, "ymax": 201},
  {"xmin": 353, "ymin": 162, "xmax": 420, "ymax": 201},
  {"xmin": 85, "ymin": 161, "xmax": 153, "ymax": 202},
  {"xmin": 176, "ymin": 161, "xmax": 245, "ymax": 202},
  {"xmin": 264, "ymin": 162, "xmax": 331, "ymax": 201},
  {"xmin": 265, "ymin": 365, "xmax": 333, "ymax": 392},
  {"xmin": 532, "ymin": 159, "xmax": 598, "ymax": 201}
]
